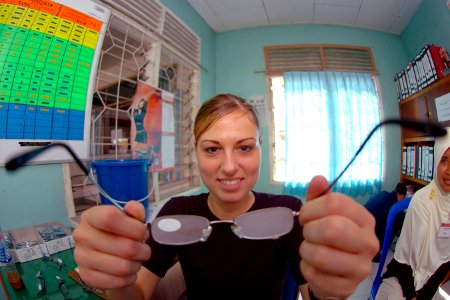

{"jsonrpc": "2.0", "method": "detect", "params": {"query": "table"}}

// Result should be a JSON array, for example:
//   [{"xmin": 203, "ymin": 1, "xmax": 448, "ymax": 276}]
[{"xmin": 0, "ymin": 249, "xmax": 104, "ymax": 300}]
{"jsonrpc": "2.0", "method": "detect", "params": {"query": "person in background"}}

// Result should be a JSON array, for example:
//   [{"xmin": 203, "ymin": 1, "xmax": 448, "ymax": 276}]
[
  {"xmin": 73, "ymin": 94, "xmax": 379, "ymax": 300},
  {"xmin": 364, "ymin": 182, "xmax": 407, "ymax": 262},
  {"xmin": 376, "ymin": 130, "xmax": 450, "ymax": 300}
]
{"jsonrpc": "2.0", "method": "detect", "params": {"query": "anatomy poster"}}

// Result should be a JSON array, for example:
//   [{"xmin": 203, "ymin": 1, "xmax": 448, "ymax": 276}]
[{"xmin": 130, "ymin": 81, "xmax": 174, "ymax": 171}]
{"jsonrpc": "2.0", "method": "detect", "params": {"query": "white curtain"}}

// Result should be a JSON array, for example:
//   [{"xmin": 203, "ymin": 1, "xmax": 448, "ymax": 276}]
[{"xmin": 283, "ymin": 71, "xmax": 382, "ymax": 197}]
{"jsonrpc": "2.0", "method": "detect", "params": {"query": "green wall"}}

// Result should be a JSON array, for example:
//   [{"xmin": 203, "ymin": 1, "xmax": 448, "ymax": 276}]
[
  {"xmin": 214, "ymin": 24, "xmax": 406, "ymax": 198},
  {"xmin": 0, "ymin": 164, "xmax": 68, "ymax": 230},
  {"xmin": 401, "ymin": 0, "xmax": 450, "ymax": 59},
  {"xmin": 212, "ymin": 0, "xmax": 448, "ymax": 199}
]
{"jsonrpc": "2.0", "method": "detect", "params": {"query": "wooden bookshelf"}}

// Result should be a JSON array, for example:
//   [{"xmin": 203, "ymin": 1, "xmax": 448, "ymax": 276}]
[{"xmin": 398, "ymin": 75, "xmax": 450, "ymax": 192}]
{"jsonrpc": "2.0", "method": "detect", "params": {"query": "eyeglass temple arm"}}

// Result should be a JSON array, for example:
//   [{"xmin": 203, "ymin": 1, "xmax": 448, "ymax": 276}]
[
  {"xmin": 318, "ymin": 119, "xmax": 447, "ymax": 197},
  {"xmin": 5, "ymin": 142, "xmax": 90, "ymax": 176},
  {"xmin": 5, "ymin": 142, "xmax": 148, "ymax": 221}
]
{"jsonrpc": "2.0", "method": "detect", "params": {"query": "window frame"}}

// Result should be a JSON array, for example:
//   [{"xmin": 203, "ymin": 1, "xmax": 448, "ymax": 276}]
[
  {"xmin": 265, "ymin": 44, "xmax": 381, "ymax": 184},
  {"xmin": 64, "ymin": 3, "xmax": 202, "ymax": 219}
]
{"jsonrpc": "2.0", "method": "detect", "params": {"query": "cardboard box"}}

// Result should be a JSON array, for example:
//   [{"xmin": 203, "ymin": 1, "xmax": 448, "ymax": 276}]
[
  {"xmin": 0, "ymin": 230, "xmax": 17, "ymax": 266},
  {"xmin": 8, "ymin": 227, "xmax": 49, "ymax": 263},
  {"xmin": 34, "ymin": 221, "xmax": 74, "ymax": 255}
]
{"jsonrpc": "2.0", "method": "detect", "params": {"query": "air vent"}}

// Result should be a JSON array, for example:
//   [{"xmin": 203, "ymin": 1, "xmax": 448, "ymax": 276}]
[
  {"xmin": 265, "ymin": 45, "xmax": 376, "ymax": 75},
  {"xmin": 162, "ymin": 11, "xmax": 200, "ymax": 64},
  {"xmin": 99, "ymin": 0, "xmax": 164, "ymax": 32}
]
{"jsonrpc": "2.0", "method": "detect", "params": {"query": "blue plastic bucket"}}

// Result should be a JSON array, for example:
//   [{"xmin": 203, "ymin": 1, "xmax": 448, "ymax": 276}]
[{"xmin": 90, "ymin": 159, "xmax": 151, "ymax": 216}]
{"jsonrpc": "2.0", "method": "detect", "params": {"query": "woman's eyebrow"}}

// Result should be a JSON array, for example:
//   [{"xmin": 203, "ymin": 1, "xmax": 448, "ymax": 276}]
[
  {"xmin": 199, "ymin": 137, "xmax": 256, "ymax": 144},
  {"xmin": 236, "ymin": 137, "xmax": 257, "ymax": 143}
]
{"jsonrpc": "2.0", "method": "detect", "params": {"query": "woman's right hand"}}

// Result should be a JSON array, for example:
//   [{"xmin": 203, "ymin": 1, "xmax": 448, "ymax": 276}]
[{"xmin": 73, "ymin": 201, "xmax": 151, "ymax": 290}]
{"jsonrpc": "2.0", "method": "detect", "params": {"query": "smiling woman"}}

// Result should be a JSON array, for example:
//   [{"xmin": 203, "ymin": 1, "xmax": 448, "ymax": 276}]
[
  {"xmin": 193, "ymin": 94, "xmax": 262, "ymax": 217},
  {"xmin": 71, "ymin": 93, "xmax": 379, "ymax": 300}
]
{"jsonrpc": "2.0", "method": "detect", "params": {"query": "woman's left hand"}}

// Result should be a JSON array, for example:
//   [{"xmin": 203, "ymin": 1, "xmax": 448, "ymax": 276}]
[{"xmin": 299, "ymin": 175, "xmax": 379, "ymax": 299}]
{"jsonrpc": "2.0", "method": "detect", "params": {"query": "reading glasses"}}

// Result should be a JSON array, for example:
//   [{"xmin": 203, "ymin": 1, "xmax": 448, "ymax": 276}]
[{"xmin": 5, "ymin": 119, "xmax": 447, "ymax": 245}]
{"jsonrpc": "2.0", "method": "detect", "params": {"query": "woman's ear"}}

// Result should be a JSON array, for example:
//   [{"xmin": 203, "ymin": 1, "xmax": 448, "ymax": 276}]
[{"xmin": 259, "ymin": 135, "xmax": 263, "ymax": 145}]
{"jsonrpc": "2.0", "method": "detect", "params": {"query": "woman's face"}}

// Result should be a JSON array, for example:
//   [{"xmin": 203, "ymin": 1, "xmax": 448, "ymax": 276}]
[
  {"xmin": 196, "ymin": 111, "xmax": 261, "ymax": 204},
  {"xmin": 437, "ymin": 147, "xmax": 450, "ymax": 193}
]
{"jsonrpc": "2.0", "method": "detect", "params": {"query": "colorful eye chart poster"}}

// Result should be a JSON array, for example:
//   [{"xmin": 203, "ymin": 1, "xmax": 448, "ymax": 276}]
[
  {"xmin": 130, "ymin": 81, "xmax": 175, "ymax": 171},
  {"xmin": 0, "ymin": 0, "xmax": 110, "ymax": 164}
]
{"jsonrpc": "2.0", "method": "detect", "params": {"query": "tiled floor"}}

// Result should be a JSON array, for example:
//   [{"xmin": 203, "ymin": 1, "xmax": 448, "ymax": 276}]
[{"xmin": 348, "ymin": 248, "xmax": 395, "ymax": 300}]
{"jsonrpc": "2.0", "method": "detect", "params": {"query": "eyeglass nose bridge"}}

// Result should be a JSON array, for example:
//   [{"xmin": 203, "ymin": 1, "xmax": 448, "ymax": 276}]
[
  {"xmin": 230, "ymin": 224, "xmax": 244, "ymax": 239},
  {"xmin": 199, "ymin": 225, "xmax": 213, "ymax": 242}
]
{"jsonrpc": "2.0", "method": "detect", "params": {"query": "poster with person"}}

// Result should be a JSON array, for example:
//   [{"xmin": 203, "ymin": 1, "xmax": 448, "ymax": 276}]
[{"xmin": 130, "ymin": 81, "xmax": 174, "ymax": 171}]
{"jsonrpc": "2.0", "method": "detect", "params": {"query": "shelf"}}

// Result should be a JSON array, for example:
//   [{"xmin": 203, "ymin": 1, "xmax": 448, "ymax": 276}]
[
  {"xmin": 398, "ymin": 62, "xmax": 450, "ymax": 190},
  {"xmin": 399, "ymin": 75, "xmax": 450, "ymax": 104},
  {"xmin": 403, "ymin": 136, "xmax": 435, "ymax": 143},
  {"xmin": 401, "ymin": 174, "xmax": 431, "ymax": 186}
]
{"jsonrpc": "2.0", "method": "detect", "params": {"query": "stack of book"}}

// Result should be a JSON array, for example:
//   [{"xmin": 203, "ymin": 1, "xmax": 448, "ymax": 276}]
[
  {"xmin": 395, "ymin": 44, "xmax": 450, "ymax": 101},
  {"xmin": 402, "ymin": 145, "xmax": 434, "ymax": 182}
]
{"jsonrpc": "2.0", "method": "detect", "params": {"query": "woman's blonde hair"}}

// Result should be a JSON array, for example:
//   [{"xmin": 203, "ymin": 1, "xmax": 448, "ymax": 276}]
[{"xmin": 194, "ymin": 94, "xmax": 260, "ymax": 144}]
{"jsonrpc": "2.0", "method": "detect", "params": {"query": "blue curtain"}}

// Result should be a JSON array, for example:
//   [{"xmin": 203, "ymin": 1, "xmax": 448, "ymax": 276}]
[{"xmin": 283, "ymin": 71, "xmax": 382, "ymax": 197}]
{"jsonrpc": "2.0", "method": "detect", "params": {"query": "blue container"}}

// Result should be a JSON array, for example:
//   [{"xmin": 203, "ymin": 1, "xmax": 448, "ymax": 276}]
[{"xmin": 91, "ymin": 159, "xmax": 151, "ymax": 217}]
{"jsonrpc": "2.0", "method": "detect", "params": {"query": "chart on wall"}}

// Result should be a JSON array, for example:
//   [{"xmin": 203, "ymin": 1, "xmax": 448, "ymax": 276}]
[{"xmin": 0, "ymin": 0, "xmax": 110, "ymax": 165}]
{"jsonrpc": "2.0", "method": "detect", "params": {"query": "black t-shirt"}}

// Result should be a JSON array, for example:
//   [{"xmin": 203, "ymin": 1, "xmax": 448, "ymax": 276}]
[{"xmin": 144, "ymin": 192, "xmax": 306, "ymax": 300}]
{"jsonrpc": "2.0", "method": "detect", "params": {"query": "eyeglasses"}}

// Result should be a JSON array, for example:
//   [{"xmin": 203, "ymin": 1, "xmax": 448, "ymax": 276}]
[
  {"xmin": 149, "ymin": 119, "xmax": 447, "ymax": 245},
  {"xmin": 5, "ymin": 119, "xmax": 447, "ymax": 244},
  {"xmin": 151, "ymin": 207, "xmax": 300, "ymax": 245}
]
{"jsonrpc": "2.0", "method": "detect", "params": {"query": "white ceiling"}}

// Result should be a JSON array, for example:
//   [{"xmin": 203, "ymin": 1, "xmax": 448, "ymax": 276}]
[{"xmin": 186, "ymin": 0, "xmax": 423, "ymax": 34}]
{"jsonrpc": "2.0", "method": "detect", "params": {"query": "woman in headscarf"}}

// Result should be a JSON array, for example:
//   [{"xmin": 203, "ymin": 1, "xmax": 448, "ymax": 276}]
[{"xmin": 376, "ymin": 130, "xmax": 450, "ymax": 299}]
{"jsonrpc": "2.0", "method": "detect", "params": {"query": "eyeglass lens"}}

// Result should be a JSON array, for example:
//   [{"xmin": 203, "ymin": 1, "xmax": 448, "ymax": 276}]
[
  {"xmin": 152, "ymin": 215, "xmax": 210, "ymax": 245},
  {"xmin": 232, "ymin": 207, "xmax": 295, "ymax": 239}
]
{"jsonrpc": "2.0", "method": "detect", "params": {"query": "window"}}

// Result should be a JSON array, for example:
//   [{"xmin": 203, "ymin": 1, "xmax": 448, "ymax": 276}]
[
  {"xmin": 67, "ymin": 1, "xmax": 201, "ymax": 217},
  {"xmin": 266, "ymin": 45, "xmax": 382, "ymax": 197}
]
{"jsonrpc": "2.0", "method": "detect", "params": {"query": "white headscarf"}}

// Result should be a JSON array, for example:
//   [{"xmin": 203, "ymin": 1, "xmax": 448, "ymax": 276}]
[{"xmin": 394, "ymin": 128, "xmax": 450, "ymax": 290}]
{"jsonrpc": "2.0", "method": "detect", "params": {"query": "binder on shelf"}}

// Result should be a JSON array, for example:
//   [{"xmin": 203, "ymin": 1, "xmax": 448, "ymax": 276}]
[
  {"xmin": 412, "ymin": 61, "xmax": 421, "ymax": 92},
  {"xmin": 402, "ymin": 146, "xmax": 407, "ymax": 175},
  {"xmin": 421, "ymin": 146, "xmax": 426, "ymax": 180},
  {"xmin": 406, "ymin": 146, "xmax": 410, "ymax": 176},
  {"xmin": 417, "ymin": 145, "xmax": 422, "ymax": 179},
  {"xmin": 408, "ymin": 63, "xmax": 418, "ymax": 94},
  {"xmin": 425, "ymin": 47, "xmax": 438, "ymax": 83},
  {"xmin": 413, "ymin": 145, "xmax": 418, "ymax": 178},
  {"xmin": 424, "ymin": 146, "xmax": 429, "ymax": 181},
  {"xmin": 400, "ymin": 70, "xmax": 406, "ymax": 99},
  {"xmin": 416, "ymin": 52, "xmax": 426, "ymax": 90},
  {"xmin": 407, "ymin": 146, "xmax": 414, "ymax": 177},
  {"xmin": 427, "ymin": 146, "xmax": 434, "ymax": 182}
]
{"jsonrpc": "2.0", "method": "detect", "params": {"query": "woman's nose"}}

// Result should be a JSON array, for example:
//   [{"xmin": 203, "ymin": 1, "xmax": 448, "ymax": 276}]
[
  {"xmin": 445, "ymin": 164, "xmax": 450, "ymax": 174},
  {"xmin": 221, "ymin": 151, "xmax": 238, "ymax": 174}
]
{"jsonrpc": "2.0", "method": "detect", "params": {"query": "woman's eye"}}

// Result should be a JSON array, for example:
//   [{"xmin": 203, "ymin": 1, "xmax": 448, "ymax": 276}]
[
  {"xmin": 239, "ymin": 145, "xmax": 251, "ymax": 152},
  {"xmin": 206, "ymin": 147, "xmax": 218, "ymax": 154}
]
